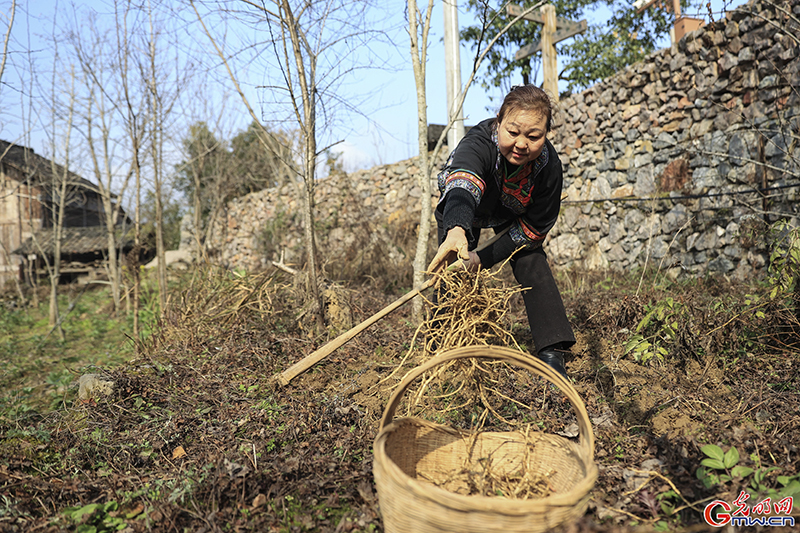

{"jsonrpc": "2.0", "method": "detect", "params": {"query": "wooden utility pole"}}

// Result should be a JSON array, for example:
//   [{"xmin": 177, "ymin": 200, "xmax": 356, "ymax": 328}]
[
  {"xmin": 540, "ymin": 5, "xmax": 557, "ymax": 100},
  {"xmin": 507, "ymin": 4, "xmax": 587, "ymax": 103}
]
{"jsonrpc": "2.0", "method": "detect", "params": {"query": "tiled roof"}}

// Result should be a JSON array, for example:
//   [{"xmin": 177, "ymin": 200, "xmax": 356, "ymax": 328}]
[
  {"xmin": 13, "ymin": 225, "xmax": 135, "ymax": 256},
  {"xmin": 0, "ymin": 139, "xmax": 101, "ymax": 192}
]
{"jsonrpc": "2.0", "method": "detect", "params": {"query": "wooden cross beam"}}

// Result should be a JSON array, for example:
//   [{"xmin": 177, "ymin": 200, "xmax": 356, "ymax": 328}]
[
  {"xmin": 507, "ymin": 4, "xmax": 586, "ymax": 33},
  {"xmin": 507, "ymin": 4, "xmax": 587, "ymax": 102},
  {"xmin": 513, "ymin": 19, "xmax": 588, "ymax": 59}
]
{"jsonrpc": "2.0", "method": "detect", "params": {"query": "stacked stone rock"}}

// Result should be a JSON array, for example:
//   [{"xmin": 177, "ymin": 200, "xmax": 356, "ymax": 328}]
[
  {"xmin": 548, "ymin": 0, "xmax": 799, "ymax": 278},
  {"xmin": 209, "ymin": 156, "xmax": 443, "ymax": 271},
  {"xmin": 209, "ymin": 0, "xmax": 799, "ymax": 279}
]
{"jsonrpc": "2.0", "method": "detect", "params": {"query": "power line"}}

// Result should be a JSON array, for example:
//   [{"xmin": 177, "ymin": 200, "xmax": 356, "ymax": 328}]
[{"xmin": 562, "ymin": 182, "xmax": 800, "ymax": 205}]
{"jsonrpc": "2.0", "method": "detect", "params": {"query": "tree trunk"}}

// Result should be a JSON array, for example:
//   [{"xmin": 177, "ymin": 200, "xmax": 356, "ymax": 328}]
[
  {"xmin": 147, "ymin": 1, "xmax": 168, "ymax": 314},
  {"xmin": 281, "ymin": 0, "xmax": 324, "ymax": 332},
  {"xmin": 408, "ymin": 0, "xmax": 434, "ymax": 325}
]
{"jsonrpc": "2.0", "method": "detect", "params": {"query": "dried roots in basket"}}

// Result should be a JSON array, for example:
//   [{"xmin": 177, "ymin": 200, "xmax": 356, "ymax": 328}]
[
  {"xmin": 407, "ymin": 265, "xmax": 534, "ymax": 424},
  {"xmin": 420, "ymin": 422, "xmax": 557, "ymax": 500},
  {"xmin": 379, "ymin": 266, "xmax": 575, "ymax": 500}
]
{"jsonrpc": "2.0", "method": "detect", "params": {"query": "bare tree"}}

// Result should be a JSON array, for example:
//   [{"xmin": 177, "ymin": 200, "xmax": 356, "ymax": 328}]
[
  {"xmin": 189, "ymin": 7, "xmax": 305, "ymax": 269},
  {"xmin": 0, "ymin": 0, "xmax": 14, "ymax": 92},
  {"xmin": 20, "ymin": 10, "xmax": 81, "ymax": 337},
  {"xmin": 143, "ymin": 0, "xmax": 168, "ymax": 312},
  {"xmin": 135, "ymin": 0, "xmax": 190, "ymax": 314},
  {"xmin": 42, "ymin": 65, "xmax": 77, "ymax": 339},
  {"xmin": 271, "ymin": 0, "xmax": 325, "ymax": 330},
  {"xmin": 193, "ymin": 0, "xmax": 379, "ymax": 332},
  {"xmin": 406, "ymin": 0, "xmax": 435, "ymax": 324},
  {"xmin": 67, "ymin": 6, "xmax": 136, "ymax": 316},
  {"xmin": 114, "ymin": 0, "xmax": 149, "ymax": 336}
]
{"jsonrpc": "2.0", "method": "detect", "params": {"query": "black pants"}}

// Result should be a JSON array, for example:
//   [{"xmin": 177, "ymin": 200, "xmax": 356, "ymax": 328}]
[{"xmin": 436, "ymin": 220, "xmax": 575, "ymax": 353}]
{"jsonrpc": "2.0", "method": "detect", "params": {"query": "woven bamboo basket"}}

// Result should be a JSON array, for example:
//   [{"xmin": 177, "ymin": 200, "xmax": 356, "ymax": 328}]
[{"xmin": 373, "ymin": 345, "xmax": 598, "ymax": 533}]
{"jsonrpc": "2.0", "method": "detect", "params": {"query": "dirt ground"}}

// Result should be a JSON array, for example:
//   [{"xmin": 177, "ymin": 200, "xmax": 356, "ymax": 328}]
[{"xmin": 2, "ymin": 266, "xmax": 799, "ymax": 532}]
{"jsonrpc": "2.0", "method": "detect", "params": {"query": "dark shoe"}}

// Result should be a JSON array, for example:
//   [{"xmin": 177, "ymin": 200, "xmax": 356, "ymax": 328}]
[{"xmin": 537, "ymin": 349, "xmax": 568, "ymax": 380}]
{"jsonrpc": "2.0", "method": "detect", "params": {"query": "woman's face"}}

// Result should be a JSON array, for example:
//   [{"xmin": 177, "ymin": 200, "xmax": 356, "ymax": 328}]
[{"xmin": 497, "ymin": 109, "xmax": 548, "ymax": 166}]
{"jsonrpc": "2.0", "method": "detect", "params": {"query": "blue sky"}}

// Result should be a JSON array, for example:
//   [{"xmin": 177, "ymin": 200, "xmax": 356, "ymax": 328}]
[
  {"xmin": 1, "ymin": 0, "xmax": 749, "ymax": 176},
  {"xmin": 332, "ymin": 0, "xmax": 749, "ymax": 170}
]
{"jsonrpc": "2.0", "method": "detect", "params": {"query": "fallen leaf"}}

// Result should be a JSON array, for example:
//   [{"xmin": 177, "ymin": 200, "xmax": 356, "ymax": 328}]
[
  {"xmin": 252, "ymin": 493, "xmax": 267, "ymax": 508},
  {"xmin": 124, "ymin": 502, "xmax": 145, "ymax": 519},
  {"xmin": 172, "ymin": 446, "xmax": 187, "ymax": 459},
  {"xmin": 556, "ymin": 423, "xmax": 579, "ymax": 438}
]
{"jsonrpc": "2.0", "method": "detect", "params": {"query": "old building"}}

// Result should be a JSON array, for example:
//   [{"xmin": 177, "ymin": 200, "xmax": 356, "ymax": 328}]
[{"xmin": 0, "ymin": 139, "xmax": 132, "ymax": 286}]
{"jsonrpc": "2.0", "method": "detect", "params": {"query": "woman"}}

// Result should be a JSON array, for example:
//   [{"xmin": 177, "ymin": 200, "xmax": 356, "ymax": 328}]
[{"xmin": 427, "ymin": 84, "xmax": 575, "ymax": 378}]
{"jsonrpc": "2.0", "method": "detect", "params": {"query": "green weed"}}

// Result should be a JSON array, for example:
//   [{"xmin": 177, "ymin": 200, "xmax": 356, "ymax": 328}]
[
  {"xmin": 61, "ymin": 501, "xmax": 127, "ymax": 532},
  {"xmin": 767, "ymin": 219, "xmax": 800, "ymax": 300},
  {"xmin": 624, "ymin": 297, "xmax": 683, "ymax": 365},
  {"xmin": 696, "ymin": 444, "xmax": 753, "ymax": 487},
  {"xmin": 696, "ymin": 444, "xmax": 800, "ymax": 500}
]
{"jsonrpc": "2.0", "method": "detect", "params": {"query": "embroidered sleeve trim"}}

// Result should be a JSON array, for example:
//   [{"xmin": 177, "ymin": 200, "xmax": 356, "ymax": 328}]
[
  {"xmin": 441, "ymin": 169, "xmax": 485, "ymax": 204},
  {"xmin": 509, "ymin": 219, "xmax": 546, "ymax": 248}
]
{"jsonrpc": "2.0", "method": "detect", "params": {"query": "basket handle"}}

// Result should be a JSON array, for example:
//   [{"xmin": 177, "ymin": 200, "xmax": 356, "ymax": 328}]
[{"xmin": 379, "ymin": 345, "xmax": 595, "ymax": 459}]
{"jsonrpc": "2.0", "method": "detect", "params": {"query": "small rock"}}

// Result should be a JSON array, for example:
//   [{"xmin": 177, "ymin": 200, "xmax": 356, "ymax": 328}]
[{"xmin": 77, "ymin": 374, "xmax": 114, "ymax": 401}]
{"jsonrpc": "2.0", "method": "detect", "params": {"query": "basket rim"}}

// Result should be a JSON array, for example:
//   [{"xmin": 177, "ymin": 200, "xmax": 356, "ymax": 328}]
[
  {"xmin": 374, "ymin": 416, "xmax": 599, "ymax": 514},
  {"xmin": 379, "ymin": 346, "xmax": 595, "ymax": 457}
]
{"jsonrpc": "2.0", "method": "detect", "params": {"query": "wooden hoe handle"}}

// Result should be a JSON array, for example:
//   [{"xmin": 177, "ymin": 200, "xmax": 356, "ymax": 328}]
[
  {"xmin": 276, "ymin": 277, "xmax": 435, "ymax": 385},
  {"xmin": 276, "ymin": 222, "xmax": 524, "ymax": 386}
]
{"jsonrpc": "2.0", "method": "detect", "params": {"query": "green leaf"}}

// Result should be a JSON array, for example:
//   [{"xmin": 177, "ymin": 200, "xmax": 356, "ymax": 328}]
[
  {"xmin": 701, "ymin": 445, "xmax": 725, "ymax": 462},
  {"xmin": 755, "ymin": 466, "xmax": 779, "ymax": 484},
  {"xmin": 66, "ymin": 503, "xmax": 101, "ymax": 521},
  {"xmin": 623, "ymin": 337, "xmax": 640, "ymax": 352},
  {"xmin": 731, "ymin": 466, "xmax": 754, "ymax": 478},
  {"xmin": 782, "ymin": 480, "xmax": 800, "ymax": 497},
  {"xmin": 701, "ymin": 458, "xmax": 725, "ymax": 470},
  {"xmin": 703, "ymin": 473, "xmax": 718, "ymax": 488},
  {"xmin": 723, "ymin": 447, "xmax": 740, "ymax": 469}
]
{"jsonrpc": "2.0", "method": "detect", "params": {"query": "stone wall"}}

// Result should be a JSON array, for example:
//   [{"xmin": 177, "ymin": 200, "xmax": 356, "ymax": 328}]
[
  {"xmin": 208, "ymin": 0, "xmax": 799, "ymax": 279},
  {"xmin": 207, "ymin": 154, "xmax": 444, "ymax": 272},
  {"xmin": 546, "ymin": 0, "xmax": 800, "ymax": 278}
]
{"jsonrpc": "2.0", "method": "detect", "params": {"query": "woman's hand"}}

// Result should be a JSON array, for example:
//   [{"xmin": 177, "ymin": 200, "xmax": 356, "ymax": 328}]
[
  {"xmin": 461, "ymin": 251, "xmax": 481, "ymax": 273},
  {"xmin": 427, "ymin": 226, "xmax": 470, "ymax": 273}
]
